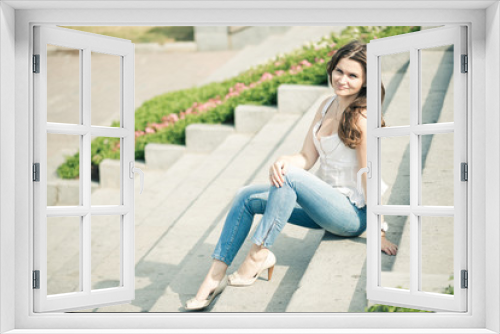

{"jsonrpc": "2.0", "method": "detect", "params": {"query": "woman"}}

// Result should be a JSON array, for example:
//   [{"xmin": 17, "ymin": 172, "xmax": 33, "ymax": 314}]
[{"xmin": 185, "ymin": 40, "xmax": 398, "ymax": 311}]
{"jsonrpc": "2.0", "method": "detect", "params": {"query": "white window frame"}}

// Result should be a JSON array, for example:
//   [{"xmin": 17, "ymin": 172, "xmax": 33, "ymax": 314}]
[
  {"xmin": 33, "ymin": 25, "xmax": 136, "ymax": 313},
  {"xmin": 366, "ymin": 25, "xmax": 468, "ymax": 312},
  {"xmin": 0, "ymin": 1, "xmax": 498, "ymax": 333}
]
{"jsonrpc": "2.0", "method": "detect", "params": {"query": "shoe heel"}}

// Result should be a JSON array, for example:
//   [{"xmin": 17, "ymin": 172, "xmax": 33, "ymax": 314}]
[{"xmin": 267, "ymin": 265, "xmax": 275, "ymax": 281}]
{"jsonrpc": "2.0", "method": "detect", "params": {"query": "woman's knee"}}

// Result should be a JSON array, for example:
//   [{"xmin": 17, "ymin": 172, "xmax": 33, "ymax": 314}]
[
  {"xmin": 283, "ymin": 165, "xmax": 306, "ymax": 187},
  {"xmin": 234, "ymin": 184, "xmax": 267, "ymax": 200}
]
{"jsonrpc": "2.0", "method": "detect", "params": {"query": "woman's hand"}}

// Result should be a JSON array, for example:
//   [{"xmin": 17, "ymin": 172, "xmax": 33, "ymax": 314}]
[
  {"xmin": 269, "ymin": 160, "xmax": 288, "ymax": 188},
  {"xmin": 381, "ymin": 235, "xmax": 398, "ymax": 256}
]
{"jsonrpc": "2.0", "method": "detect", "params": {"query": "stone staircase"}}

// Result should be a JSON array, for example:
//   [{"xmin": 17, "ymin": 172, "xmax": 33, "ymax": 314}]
[{"xmin": 72, "ymin": 85, "xmax": 330, "ymax": 312}]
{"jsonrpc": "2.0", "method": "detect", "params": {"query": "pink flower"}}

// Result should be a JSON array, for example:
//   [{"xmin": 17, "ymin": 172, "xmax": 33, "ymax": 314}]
[
  {"xmin": 156, "ymin": 123, "xmax": 170, "ymax": 130},
  {"xmin": 274, "ymin": 61, "xmax": 283, "ymax": 66},
  {"xmin": 315, "ymin": 57, "xmax": 325, "ymax": 63},
  {"xmin": 145, "ymin": 127, "xmax": 155, "ymax": 134},
  {"xmin": 135, "ymin": 130, "xmax": 145, "ymax": 138},
  {"xmin": 249, "ymin": 82, "xmax": 257, "ymax": 88},
  {"xmin": 299, "ymin": 60, "xmax": 312, "ymax": 67},
  {"xmin": 330, "ymin": 42, "xmax": 337, "ymax": 48},
  {"xmin": 275, "ymin": 70, "xmax": 286, "ymax": 76},
  {"xmin": 167, "ymin": 113, "xmax": 179, "ymax": 123},
  {"xmin": 260, "ymin": 72, "xmax": 274, "ymax": 82}
]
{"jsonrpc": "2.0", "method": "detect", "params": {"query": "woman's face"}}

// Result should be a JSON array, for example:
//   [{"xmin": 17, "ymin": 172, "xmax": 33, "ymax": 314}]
[{"xmin": 331, "ymin": 57, "xmax": 366, "ymax": 98}]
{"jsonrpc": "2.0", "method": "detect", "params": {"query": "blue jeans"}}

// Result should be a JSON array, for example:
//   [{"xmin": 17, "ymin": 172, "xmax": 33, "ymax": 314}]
[{"xmin": 212, "ymin": 166, "xmax": 367, "ymax": 266}]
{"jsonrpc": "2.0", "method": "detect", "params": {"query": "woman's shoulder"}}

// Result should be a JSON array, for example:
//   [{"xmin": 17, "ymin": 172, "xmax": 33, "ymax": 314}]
[
  {"xmin": 317, "ymin": 95, "xmax": 337, "ymax": 116},
  {"xmin": 356, "ymin": 108, "xmax": 368, "ymax": 130}
]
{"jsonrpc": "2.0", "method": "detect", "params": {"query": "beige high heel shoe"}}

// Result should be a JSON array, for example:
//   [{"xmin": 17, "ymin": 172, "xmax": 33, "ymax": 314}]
[
  {"xmin": 228, "ymin": 250, "xmax": 276, "ymax": 287},
  {"xmin": 185, "ymin": 275, "xmax": 228, "ymax": 311}
]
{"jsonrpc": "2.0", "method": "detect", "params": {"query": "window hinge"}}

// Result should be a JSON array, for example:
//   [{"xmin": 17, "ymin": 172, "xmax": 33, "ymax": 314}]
[
  {"xmin": 461, "ymin": 162, "xmax": 468, "ymax": 181},
  {"xmin": 33, "ymin": 270, "xmax": 40, "ymax": 289},
  {"xmin": 33, "ymin": 54, "xmax": 40, "ymax": 73},
  {"xmin": 461, "ymin": 54, "xmax": 468, "ymax": 73},
  {"xmin": 33, "ymin": 163, "xmax": 40, "ymax": 182},
  {"xmin": 461, "ymin": 270, "xmax": 468, "ymax": 289}
]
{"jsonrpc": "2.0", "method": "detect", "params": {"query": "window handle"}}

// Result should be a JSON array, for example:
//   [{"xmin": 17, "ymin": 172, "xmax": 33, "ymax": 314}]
[
  {"xmin": 357, "ymin": 161, "xmax": 372, "ymax": 194},
  {"xmin": 129, "ymin": 161, "xmax": 144, "ymax": 194}
]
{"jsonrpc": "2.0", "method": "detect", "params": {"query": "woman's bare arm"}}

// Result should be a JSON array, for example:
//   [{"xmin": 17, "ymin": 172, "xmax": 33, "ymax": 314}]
[{"xmin": 268, "ymin": 98, "xmax": 327, "ymax": 188}]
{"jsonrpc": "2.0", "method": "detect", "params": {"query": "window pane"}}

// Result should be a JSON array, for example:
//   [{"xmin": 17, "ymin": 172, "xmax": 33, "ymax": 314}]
[
  {"xmin": 91, "ymin": 52, "xmax": 121, "ymax": 127},
  {"xmin": 380, "ymin": 215, "xmax": 410, "ymax": 291},
  {"xmin": 47, "ymin": 216, "xmax": 80, "ymax": 295},
  {"xmin": 380, "ymin": 51, "xmax": 410, "ymax": 127},
  {"xmin": 92, "ymin": 215, "xmax": 121, "ymax": 290},
  {"xmin": 421, "ymin": 133, "xmax": 454, "ymax": 206},
  {"xmin": 47, "ymin": 44, "xmax": 80, "ymax": 124},
  {"xmin": 47, "ymin": 133, "xmax": 80, "ymax": 206},
  {"xmin": 91, "ymin": 137, "xmax": 121, "ymax": 206},
  {"xmin": 421, "ymin": 45, "xmax": 454, "ymax": 124},
  {"xmin": 381, "ymin": 136, "xmax": 410, "ymax": 205},
  {"xmin": 420, "ymin": 216, "xmax": 454, "ymax": 294}
]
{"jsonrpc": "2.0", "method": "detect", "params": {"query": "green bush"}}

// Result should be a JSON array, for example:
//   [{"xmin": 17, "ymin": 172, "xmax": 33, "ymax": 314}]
[
  {"xmin": 58, "ymin": 26, "xmax": 420, "ymax": 179},
  {"xmin": 57, "ymin": 152, "xmax": 80, "ymax": 179},
  {"xmin": 366, "ymin": 304, "xmax": 431, "ymax": 313}
]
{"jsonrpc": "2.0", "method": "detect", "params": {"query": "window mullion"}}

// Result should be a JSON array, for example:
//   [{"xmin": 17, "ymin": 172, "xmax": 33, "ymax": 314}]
[
  {"xmin": 409, "ymin": 46, "xmax": 420, "ymax": 295},
  {"xmin": 81, "ymin": 48, "xmax": 92, "ymax": 294}
]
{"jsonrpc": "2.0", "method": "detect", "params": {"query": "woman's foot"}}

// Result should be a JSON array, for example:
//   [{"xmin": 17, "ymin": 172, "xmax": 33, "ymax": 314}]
[
  {"xmin": 194, "ymin": 260, "xmax": 228, "ymax": 301},
  {"xmin": 236, "ymin": 246, "xmax": 270, "ymax": 280},
  {"xmin": 195, "ymin": 275, "xmax": 225, "ymax": 301},
  {"xmin": 186, "ymin": 275, "xmax": 227, "ymax": 311},
  {"xmin": 228, "ymin": 245, "xmax": 276, "ymax": 286}
]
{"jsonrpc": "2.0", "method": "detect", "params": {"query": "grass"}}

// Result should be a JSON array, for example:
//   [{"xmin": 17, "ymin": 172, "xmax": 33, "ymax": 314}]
[{"xmin": 60, "ymin": 26, "xmax": 194, "ymax": 44}]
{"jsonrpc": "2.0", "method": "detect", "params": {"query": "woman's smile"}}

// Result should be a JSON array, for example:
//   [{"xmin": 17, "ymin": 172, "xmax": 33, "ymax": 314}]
[{"xmin": 331, "ymin": 57, "xmax": 365, "ymax": 98}]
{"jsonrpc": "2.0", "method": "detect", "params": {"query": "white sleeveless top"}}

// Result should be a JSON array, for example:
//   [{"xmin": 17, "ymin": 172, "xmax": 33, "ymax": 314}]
[{"xmin": 312, "ymin": 95, "xmax": 366, "ymax": 208}]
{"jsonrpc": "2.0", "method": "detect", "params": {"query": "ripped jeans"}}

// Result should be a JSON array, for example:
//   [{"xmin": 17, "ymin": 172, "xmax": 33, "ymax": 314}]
[{"xmin": 212, "ymin": 166, "xmax": 366, "ymax": 266}]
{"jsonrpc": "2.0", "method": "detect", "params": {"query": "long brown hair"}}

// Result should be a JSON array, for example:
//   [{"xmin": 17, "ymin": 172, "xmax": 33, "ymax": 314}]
[{"xmin": 326, "ymin": 40, "xmax": 386, "ymax": 149}]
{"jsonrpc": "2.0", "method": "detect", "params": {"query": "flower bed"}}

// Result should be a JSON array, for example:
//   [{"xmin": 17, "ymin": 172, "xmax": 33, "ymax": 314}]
[{"xmin": 57, "ymin": 26, "xmax": 420, "ymax": 179}]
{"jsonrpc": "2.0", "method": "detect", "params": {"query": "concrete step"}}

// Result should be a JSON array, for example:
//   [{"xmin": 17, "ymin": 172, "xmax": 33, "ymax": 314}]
[
  {"xmin": 185, "ymin": 123, "xmax": 235, "ymax": 153},
  {"xmin": 144, "ymin": 144, "xmax": 186, "ymax": 170},
  {"xmin": 235, "ymin": 105, "xmax": 277, "ymax": 134},
  {"xmin": 286, "ymin": 231, "xmax": 367, "ymax": 312},
  {"xmin": 278, "ymin": 85, "xmax": 330, "ymax": 114}
]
